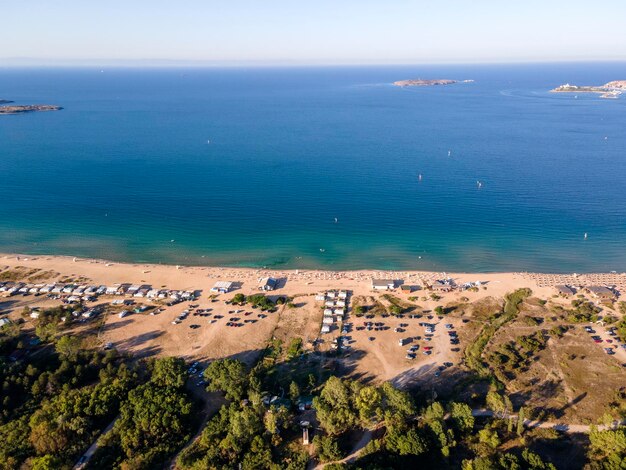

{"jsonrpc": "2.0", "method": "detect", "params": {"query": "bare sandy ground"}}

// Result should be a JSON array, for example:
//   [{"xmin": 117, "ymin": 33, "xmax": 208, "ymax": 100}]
[{"xmin": 2, "ymin": 253, "xmax": 624, "ymax": 387}]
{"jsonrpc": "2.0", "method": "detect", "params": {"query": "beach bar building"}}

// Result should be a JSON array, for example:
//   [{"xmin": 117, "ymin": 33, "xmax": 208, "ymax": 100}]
[
  {"xmin": 555, "ymin": 285, "xmax": 575, "ymax": 296},
  {"xmin": 432, "ymin": 279, "xmax": 457, "ymax": 292},
  {"xmin": 585, "ymin": 286, "xmax": 616, "ymax": 300},
  {"xmin": 260, "ymin": 277, "xmax": 277, "ymax": 291},
  {"xmin": 211, "ymin": 281, "xmax": 233, "ymax": 294},
  {"xmin": 372, "ymin": 279, "xmax": 396, "ymax": 290}
]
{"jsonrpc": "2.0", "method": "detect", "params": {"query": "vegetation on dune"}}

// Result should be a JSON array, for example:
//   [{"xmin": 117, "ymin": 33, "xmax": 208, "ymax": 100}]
[
  {"xmin": 488, "ymin": 331, "xmax": 549, "ymax": 378},
  {"xmin": 588, "ymin": 426, "xmax": 626, "ymax": 469},
  {"xmin": 550, "ymin": 299, "xmax": 602, "ymax": 324},
  {"xmin": 464, "ymin": 288, "xmax": 532, "ymax": 380}
]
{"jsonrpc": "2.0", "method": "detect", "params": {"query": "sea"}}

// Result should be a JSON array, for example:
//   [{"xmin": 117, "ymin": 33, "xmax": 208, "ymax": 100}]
[{"xmin": 1, "ymin": 63, "xmax": 625, "ymax": 272}]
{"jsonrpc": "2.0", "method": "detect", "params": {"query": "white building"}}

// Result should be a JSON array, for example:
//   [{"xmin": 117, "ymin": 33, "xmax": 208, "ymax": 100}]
[
  {"xmin": 372, "ymin": 279, "xmax": 396, "ymax": 290},
  {"xmin": 211, "ymin": 281, "xmax": 233, "ymax": 293}
]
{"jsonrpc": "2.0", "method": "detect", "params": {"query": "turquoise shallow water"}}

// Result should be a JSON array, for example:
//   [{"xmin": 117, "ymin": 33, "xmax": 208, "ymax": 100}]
[{"xmin": 1, "ymin": 63, "xmax": 625, "ymax": 272}]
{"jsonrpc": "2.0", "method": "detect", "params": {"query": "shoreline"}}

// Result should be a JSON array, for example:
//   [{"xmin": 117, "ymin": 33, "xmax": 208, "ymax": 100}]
[
  {"xmin": 2, "ymin": 252, "xmax": 626, "ymax": 298},
  {"xmin": 2, "ymin": 251, "xmax": 625, "ymax": 276}
]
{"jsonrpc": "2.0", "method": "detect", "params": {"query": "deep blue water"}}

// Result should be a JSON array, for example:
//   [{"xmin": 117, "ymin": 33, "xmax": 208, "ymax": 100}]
[{"xmin": 1, "ymin": 63, "xmax": 625, "ymax": 272}]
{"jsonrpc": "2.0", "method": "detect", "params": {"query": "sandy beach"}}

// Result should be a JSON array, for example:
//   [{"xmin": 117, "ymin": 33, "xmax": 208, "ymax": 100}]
[
  {"xmin": 2, "ymin": 253, "xmax": 625, "ymax": 387},
  {"xmin": 2, "ymin": 252, "xmax": 626, "ymax": 299}
]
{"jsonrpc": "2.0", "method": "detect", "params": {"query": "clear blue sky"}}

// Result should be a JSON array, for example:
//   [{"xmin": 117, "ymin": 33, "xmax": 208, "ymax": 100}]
[{"xmin": 3, "ymin": 0, "xmax": 626, "ymax": 65}]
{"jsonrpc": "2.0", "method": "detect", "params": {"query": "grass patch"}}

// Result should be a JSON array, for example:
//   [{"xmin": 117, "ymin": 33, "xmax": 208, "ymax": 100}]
[
  {"xmin": 0, "ymin": 267, "xmax": 40, "ymax": 281},
  {"xmin": 463, "ymin": 288, "xmax": 532, "ymax": 380},
  {"xmin": 27, "ymin": 270, "xmax": 59, "ymax": 282},
  {"xmin": 380, "ymin": 294, "xmax": 416, "ymax": 314}
]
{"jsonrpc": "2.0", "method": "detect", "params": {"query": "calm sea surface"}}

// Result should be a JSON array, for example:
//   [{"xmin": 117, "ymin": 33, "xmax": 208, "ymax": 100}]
[{"xmin": 1, "ymin": 64, "xmax": 625, "ymax": 272}]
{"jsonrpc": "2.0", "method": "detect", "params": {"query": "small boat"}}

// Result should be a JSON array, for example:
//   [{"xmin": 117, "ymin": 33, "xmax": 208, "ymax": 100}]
[
  {"xmin": 448, "ymin": 150, "xmax": 451, "ymax": 157},
  {"xmin": 584, "ymin": 233, "xmax": 588, "ymax": 240},
  {"xmin": 319, "ymin": 248, "xmax": 326, "ymax": 252},
  {"xmin": 334, "ymin": 218, "xmax": 338, "ymax": 223}
]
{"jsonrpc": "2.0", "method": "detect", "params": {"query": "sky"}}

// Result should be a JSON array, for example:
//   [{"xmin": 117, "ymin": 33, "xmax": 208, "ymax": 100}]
[{"xmin": 3, "ymin": 0, "xmax": 626, "ymax": 65}]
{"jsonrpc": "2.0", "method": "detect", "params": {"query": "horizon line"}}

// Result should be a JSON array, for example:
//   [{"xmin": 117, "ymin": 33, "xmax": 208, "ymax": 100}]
[{"xmin": 2, "ymin": 57, "xmax": 626, "ymax": 69}]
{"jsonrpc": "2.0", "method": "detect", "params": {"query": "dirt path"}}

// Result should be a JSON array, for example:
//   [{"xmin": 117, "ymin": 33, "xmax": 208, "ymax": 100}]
[
  {"xmin": 471, "ymin": 409, "xmax": 626, "ymax": 433},
  {"xmin": 313, "ymin": 426, "xmax": 377, "ymax": 470},
  {"xmin": 166, "ymin": 391, "xmax": 229, "ymax": 469},
  {"xmin": 73, "ymin": 417, "xmax": 118, "ymax": 469}
]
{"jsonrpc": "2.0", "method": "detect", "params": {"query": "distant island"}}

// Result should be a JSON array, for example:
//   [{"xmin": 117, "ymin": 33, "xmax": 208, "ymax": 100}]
[
  {"xmin": 0, "ymin": 99, "xmax": 13, "ymax": 104},
  {"xmin": 0, "ymin": 103, "xmax": 63, "ymax": 114},
  {"xmin": 393, "ymin": 78, "xmax": 474, "ymax": 87},
  {"xmin": 551, "ymin": 80, "xmax": 626, "ymax": 99}
]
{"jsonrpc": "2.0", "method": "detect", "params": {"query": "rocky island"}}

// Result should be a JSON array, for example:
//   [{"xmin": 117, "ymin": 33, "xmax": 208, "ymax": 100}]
[
  {"xmin": 551, "ymin": 80, "xmax": 626, "ymax": 98},
  {"xmin": 0, "ymin": 99, "xmax": 14, "ymax": 104},
  {"xmin": 0, "ymin": 104, "xmax": 63, "ymax": 114}
]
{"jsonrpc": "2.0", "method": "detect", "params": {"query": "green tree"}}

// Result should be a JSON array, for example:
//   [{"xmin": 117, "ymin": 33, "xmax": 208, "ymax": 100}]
[
  {"xmin": 450, "ymin": 402, "xmax": 475, "ymax": 434},
  {"xmin": 486, "ymin": 391, "xmax": 511, "ymax": 418},
  {"xmin": 313, "ymin": 377, "xmax": 358, "ymax": 435},
  {"xmin": 521, "ymin": 448, "xmax": 557, "ymax": 470},
  {"xmin": 0, "ymin": 416, "xmax": 33, "ymax": 470},
  {"xmin": 29, "ymin": 455, "xmax": 63, "ymax": 470},
  {"xmin": 55, "ymin": 335, "xmax": 82, "ymax": 360},
  {"xmin": 380, "ymin": 382, "xmax": 415, "ymax": 421},
  {"xmin": 478, "ymin": 428, "xmax": 500, "ymax": 449},
  {"xmin": 289, "ymin": 381, "xmax": 300, "ymax": 402},
  {"xmin": 203, "ymin": 359, "xmax": 248, "ymax": 401},
  {"xmin": 116, "ymin": 383, "xmax": 193, "ymax": 466},
  {"xmin": 424, "ymin": 401, "xmax": 445, "ymax": 422},
  {"xmin": 241, "ymin": 435, "xmax": 273, "ymax": 469},
  {"xmin": 315, "ymin": 435, "xmax": 342, "ymax": 463},
  {"xmin": 229, "ymin": 406, "xmax": 262, "ymax": 442},
  {"xmin": 286, "ymin": 338, "xmax": 303, "ymax": 359},
  {"xmin": 588, "ymin": 426, "xmax": 626, "ymax": 468},
  {"xmin": 151, "ymin": 357, "xmax": 187, "ymax": 388},
  {"xmin": 29, "ymin": 388, "xmax": 91, "ymax": 456},
  {"xmin": 264, "ymin": 405, "xmax": 290, "ymax": 436},
  {"xmin": 428, "ymin": 419, "xmax": 456, "ymax": 457},
  {"xmin": 386, "ymin": 427, "xmax": 428, "ymax": 456},
  {"xmin": 232, "ymin": 293, "xmax": 246, "ymax": 304},
  {"xmin": 35, "ymin": 323, "xmax": 58, "ymax": 343},
  {"xmin": 355, "ymin": 386, "xmax": 382, "ymax": 424},
  {"xmin": 516, "ymin": 406, "xmax": 526, "ymax": 436}
]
